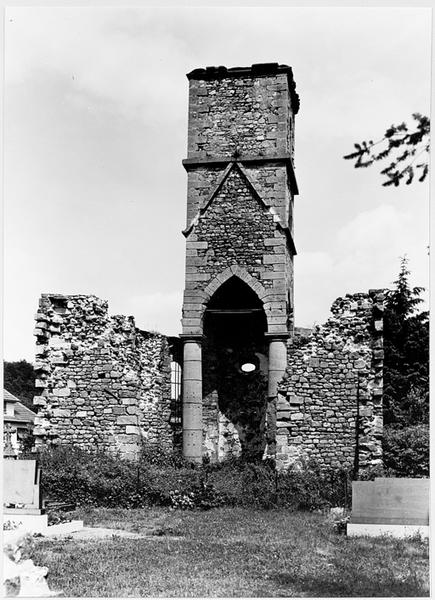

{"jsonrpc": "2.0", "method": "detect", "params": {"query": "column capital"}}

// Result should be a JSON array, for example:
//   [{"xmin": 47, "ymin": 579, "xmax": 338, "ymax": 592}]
[
  {"xmin": 264, "ymin": 332, "xmax": 289, "ymax": 341},
  {"xmin": 180, "ymin": 333, "xmax": 203, "ymax": 344}
]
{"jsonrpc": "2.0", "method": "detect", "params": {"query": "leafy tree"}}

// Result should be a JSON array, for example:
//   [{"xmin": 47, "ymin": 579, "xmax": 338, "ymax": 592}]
[
  {"xmin": 383, "ymin": 257, "xmax": 429, "ymax": 427},
  {"xmin": 344, "ymin": 113, "xmax": 430, "ymax": 186},
  {"xmin": 3, "ymin": 360, "xmax": 36, "ymax": 409}
]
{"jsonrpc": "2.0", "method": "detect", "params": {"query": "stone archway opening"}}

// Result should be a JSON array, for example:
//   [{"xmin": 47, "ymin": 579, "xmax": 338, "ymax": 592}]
[{"xmin": 202, "ymin": 276, "xmax": 268, "ymax": 462}]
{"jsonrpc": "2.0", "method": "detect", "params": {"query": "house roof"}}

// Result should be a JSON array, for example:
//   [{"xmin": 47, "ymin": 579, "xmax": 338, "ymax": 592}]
[
  {"xmin": 4, "ymin": 389, "xmax": 19, "ymax": 403},
  {"xmin": 4, "ymin": 389, "xmax": 37, "ymax": 425}
]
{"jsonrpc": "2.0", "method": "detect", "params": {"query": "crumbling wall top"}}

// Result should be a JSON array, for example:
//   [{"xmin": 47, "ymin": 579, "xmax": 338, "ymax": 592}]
[{"xmin": 186, "ymin": 63, "xmax": 300, "ymax": 114}]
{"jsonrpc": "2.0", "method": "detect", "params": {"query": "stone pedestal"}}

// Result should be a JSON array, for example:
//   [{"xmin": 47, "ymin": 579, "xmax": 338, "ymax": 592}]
[{"xmin": 181, "ymin": 337, "xmax": 203, "ymax": 462}]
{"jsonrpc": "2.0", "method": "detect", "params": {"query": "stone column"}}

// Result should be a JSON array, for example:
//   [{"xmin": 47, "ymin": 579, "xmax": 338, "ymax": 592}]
[
  {"xmin": 267, "ymin": 335, "xmax": 288, "ymax": 399},
  {"xmin": 181, "ymin": 336, "xmax": 203, "ymax": 463},
  {"xmin": 265, "ymin": 333, "xmax": 289, "ymax": 460}
]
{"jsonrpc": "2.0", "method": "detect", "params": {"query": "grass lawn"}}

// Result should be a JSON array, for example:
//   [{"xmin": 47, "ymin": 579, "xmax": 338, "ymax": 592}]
[{"xmin": 31, "ymin": 507, "xmax": 429, "ymax": 597}]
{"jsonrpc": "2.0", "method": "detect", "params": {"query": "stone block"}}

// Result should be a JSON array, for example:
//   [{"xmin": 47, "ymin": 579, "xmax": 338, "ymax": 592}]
[
  {"xmin": 277, "ymin": 396, "xmax": 290, "ymax": 408},
  {"xmin": 185, "ymin": 273, "xmax": 211, "ymax": 282},
  {"xmin": 48, "ymin": 338, "xmax": 71, "ymax": 350},
  {"xmin": 187, "ymin": 241, "xmax": 209, "ymax": 250},
  {"xmin": 288, "ymin": 393, "xmax": 302, "ymax": 405},
  {"xmin": 359, "ymin": 406, "xmax": 373, "ymax": 418},
  {"xmin": 116, "ymin": 415, "xmax": 138, "ymax": 425},
  {"xmin": 52, "ymin": 409, "xmax": 71, "ymax": 417},
  {"xmin": 263, "ymin": 254, "xmax": 286, "ymax": 264},
  {"xmin": 264, "ymin": 237, "xmax": 282, "ymax": 246},
  {"xmin": 262, "ymin": 271, "xmax": 285, "ymax": 280},
  {"xmin": 53, "ymin": 387, "xmax": 71, "ymax": 397},
  {"xmin": 121, "ymin": 398, "xmax": 137, "ymax": 405},
  {"xmin": 33, "ymin": 396, "xmax": 46, "ymax": 406},
  {"xmin": 125, "ymin": 426, "xmax": 141, "ymax": 435}
]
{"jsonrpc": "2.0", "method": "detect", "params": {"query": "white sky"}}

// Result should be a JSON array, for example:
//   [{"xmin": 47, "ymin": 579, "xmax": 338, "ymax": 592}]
[{"xmin": 3, "ymin": 6, "xmax": 431, "ymax": 362}]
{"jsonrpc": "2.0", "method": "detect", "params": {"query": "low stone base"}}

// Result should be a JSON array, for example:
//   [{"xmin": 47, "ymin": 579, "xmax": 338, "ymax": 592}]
[
  {"xmin": 4, "ymin": 513, "xmax": 48, "ymax": 535},
  {"xmin": 3, "ymin": 513, "xmax": 84, "ymax": 536},
  {"xmin": 347, "ymin": 523, "xmax": 429, "ymax": 539},
  {"xmin": 44, "ymin": 520, "xmax": 84, "ymax": 536}
]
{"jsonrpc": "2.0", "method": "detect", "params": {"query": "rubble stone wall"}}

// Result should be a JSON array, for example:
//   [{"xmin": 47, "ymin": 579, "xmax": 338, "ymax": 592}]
[
  {"xmin": 182, "ymin": 66, "xmax": 298, "ymax": 340},
  {"xmin": 32, "ymin": 294, "xmax": 174, "ymax": 459},
  {"xmin": 187, "ymin": 72, "xmax": 296, "ymax": 159},
  {"xmin": 276, "ymin": 290, "xmax": 384, "ymax": 471}
]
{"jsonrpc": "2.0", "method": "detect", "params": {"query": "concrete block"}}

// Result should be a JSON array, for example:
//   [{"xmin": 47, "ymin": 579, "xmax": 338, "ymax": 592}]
[{"xmin": 347, "ymin": 523, "xmax": 429, "ymax": 539}]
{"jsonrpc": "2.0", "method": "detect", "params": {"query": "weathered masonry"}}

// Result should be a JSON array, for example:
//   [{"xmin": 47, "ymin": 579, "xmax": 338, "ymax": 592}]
[
  {"xmin": 32, "ymin": 63, "xmax": 384, "ymax": 470},
  {"xmin": 179, "ymin": 64, "xmax": 383, "ymax": 469},
  {"xmin": 32, "ymin": 294, "xmax": 181, "ymax": 459},
  {"xmin": 278, "ymin": 292, "xmax": 384, "ymax": 470},
  {"xmin": 180, "ymin": 64, "xmax": 298, "ymax": 464}
]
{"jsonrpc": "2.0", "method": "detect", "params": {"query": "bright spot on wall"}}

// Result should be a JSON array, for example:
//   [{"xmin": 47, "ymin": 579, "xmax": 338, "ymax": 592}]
[{"xmin": 241, "ymin": 362, "xmax": 256, "ymax": 373}]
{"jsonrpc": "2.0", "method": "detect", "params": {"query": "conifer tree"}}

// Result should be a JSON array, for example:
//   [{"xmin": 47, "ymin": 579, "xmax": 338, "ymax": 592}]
[{"xmin": 383, "ymin": 257, "xmax": 429, "ymax": 426}]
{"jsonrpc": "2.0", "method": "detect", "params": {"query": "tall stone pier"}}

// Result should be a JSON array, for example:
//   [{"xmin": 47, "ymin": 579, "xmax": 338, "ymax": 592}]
[{"xmin": 180, "ymin": 63, "xmax": 299, "ymax": 462}]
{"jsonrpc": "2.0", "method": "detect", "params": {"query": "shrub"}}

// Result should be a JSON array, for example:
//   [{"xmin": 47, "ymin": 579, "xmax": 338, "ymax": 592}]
[
  {"xmin": 37, "ymin": 446, "xmax": 142, "ymax": 507},
  {"xmin": 383, "ymin": 424, "xmax": 429, "ymax": 477},
  {"xmin": 32, "ymin": 445, "xmax": 354, "ymax": 510},
  {"xmin": 34, "ymin": 444, "xmax": 202, "ymax": 509},
  {"xmin": 277, "ymin": 459, "xmax": 352, "ymax": 510},
  {"xmin": 209, "ymin": 457, "xmax": 352, "ymax": 510},
  {"xmin": 207, "ymin": 458, "xmax": 276, "ymax": 508}
]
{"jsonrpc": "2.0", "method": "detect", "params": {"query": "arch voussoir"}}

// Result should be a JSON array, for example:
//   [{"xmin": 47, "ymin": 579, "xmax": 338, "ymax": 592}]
[{"xmin": 203, "ymin": 266, "xmax": 267, "ymax": 306}]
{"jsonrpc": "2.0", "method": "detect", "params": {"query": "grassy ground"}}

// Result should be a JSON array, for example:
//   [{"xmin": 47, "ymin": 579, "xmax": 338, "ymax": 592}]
[{"xmin": 31, "ymin": 507, "xmax": 429, "ymax": 597}]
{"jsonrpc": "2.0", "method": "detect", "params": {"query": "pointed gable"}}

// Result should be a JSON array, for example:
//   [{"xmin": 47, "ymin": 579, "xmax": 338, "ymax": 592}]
[{"xmin": 183, "ymin": 161, "xmax": 286, "ymax": 237}]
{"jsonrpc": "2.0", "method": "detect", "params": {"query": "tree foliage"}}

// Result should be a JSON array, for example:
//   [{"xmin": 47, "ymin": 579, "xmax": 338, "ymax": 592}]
[
  {"xmin": 3, "ymin": 360, "xmax": 35, "ymax": 409},
  {"xmin": 383, "ymin": 257, "xmax": 429, "ymax": 427},
  {"xmin": 344, "ymin": 113, "xmax": 430, "ymax": 186},
  {"xmin": 383, "ymin": 425, "xmax": 429, "ymax": 478}
]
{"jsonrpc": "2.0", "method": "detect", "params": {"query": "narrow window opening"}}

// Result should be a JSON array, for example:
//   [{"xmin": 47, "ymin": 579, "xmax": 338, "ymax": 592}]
[{"xmin": 170, "ymin": 361, "xmax": 182, "ymax": 425}]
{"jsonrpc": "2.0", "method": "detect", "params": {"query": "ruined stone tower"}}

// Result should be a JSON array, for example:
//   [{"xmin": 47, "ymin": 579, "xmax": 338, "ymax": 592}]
[
  {"xmin": 31, "ymin": 62, "xmax": 384, "ymax": 472},
  {"xmin": 180, "ymin": 64, "xmax": 300, "ymax": 462}
]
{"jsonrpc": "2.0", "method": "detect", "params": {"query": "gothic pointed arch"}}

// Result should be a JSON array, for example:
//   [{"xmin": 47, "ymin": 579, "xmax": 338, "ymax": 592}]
[
  {"xmin": 198, "ymin": 265, "xmax": 283, "ymax": 333},
  {"xmin": 203, "ymin": 265, "xmax": 267, "ymax": 306}
]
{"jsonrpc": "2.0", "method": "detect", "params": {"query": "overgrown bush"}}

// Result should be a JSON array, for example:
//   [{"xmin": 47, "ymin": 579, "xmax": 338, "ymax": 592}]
[
  {"xmin": 36, "ymin": 444, "xmax": 202, "ymax": 508},
  {"xmin": 207, "ymin": 458, "xmax": 277, "ymax": 508},
  {"xmin": 207, "ymin": 457, "xmax": 352, "ymax": 510},
  {"xmin": 383, "ymin": 424, "xmax": 429, "ymax": 477},
  {"xmin": 32, "ymin": 445, "xmax": 353, "ymax": 510},
  {"xmin": 277, "ymin": 459, "xmax": 351, "ymax": 510}
]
